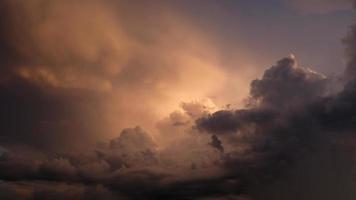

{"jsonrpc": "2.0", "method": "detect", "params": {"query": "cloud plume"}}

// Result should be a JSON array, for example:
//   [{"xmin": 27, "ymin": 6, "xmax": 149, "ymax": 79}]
[{"xmin": 0, "ymin": 0, "xmax": 225, "ymax": 151}]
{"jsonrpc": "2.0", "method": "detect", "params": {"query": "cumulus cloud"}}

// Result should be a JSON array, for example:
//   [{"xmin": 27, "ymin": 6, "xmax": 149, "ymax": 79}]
[
  {"xmin": 0, "ymin": 0, "xmax": 226, "ymax": 151},
  {"xmin": 196, "ymin": 56, "xmax": 326, "ymax": 135},
  {"xmin": 0, "ymin": 54, "xmax": 338, "ymax": 199},
  {"xmin": 1, "ymin": 0, "xmax": 356, "ymax": 199},
  {"xmin": 249, "ymin": 55, "xmax": 328, "ymax": 109},
  {"xmin": 98, "ymin": 126, "xmax": 158, "ymax": 169},
  {"xmin": 194, "ymin": 45, "xmax": 356, "ymax": 198},
  {"xmin": 2, "ymin": 49, "xmax": 356, "ymax": 199},
  {"xmin": 109, "ymin": 127, "xmax": 156, "ymax": 153}
]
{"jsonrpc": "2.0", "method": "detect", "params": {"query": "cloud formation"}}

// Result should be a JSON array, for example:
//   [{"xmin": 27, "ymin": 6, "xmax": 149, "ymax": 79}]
[
  {"xmin": 192, "ymin": 14, "xmax": 356, "ymax": 198},
  {"xmin": 3, "ymin": 48, "xmax": 356, "ymax": 199},
  {"xmin": 284, "ymin": 0, "xmax": 353, "ymax": 14},
  {"xmin": 249, "ymin": 55, "xmax": 328, "ymax": 109},
  {"xmin": 0, "ymin": 0, "xmax": 226, "ymax": 151},
  {"xmin": 1, "ymin": 0, "xmax": 356, "ymax": 199}
]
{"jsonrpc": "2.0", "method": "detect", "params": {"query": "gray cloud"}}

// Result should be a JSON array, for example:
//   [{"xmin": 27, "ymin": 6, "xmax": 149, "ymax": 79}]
[
  {"xmin": 283, "ymin": 0, "xmax": 353, "ymax": 14},
  {"xmin": 249, "ymin": 55, "xmax": 328, "ymax": 109},
  {"xmin": 1, "ymin": 0, "xmax": 356, "ymax": 199},
  {"xmin": 0, "ymin": 181, "xmax": 118, "ymax": 200},
  {"xmin": 209, "ymin": 135, "xmax": 224, "ymax": 153},
  {"xmin": 194, "ymin": 31, "xmax": 356, "ymax": 198}
]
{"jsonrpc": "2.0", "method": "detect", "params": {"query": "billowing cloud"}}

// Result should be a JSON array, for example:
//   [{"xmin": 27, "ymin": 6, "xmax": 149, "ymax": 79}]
[
  {"xmin": 0, "ymin": 0, "xmax": 226, "ymax": 151},
  {"xmin": 3, "ymin": 50, "xmax": 355, "ymax": 199},
  {"xmin": 196, "ymin": 55, "xmax": 326, "ymax": 135},
  {"xmin": 249, "ymin": 55, "xmax": 328, "ymax": 109},
  {"xmin": 192, "ymin": 17, "xmax": 356, "ymax": 198},
  {"xmin": 1, "ymin": 0, "xmax": 356, "ymax": 199}
]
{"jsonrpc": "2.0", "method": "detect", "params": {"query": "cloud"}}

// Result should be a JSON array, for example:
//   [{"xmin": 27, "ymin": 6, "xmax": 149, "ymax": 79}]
[
  {"xmin": 249, "ymin": 55, "xmax": 328, "ymax": 109},
  {"xmin": 0, "ymin": 0, "xmax": 226, "ymax": 151},
  {"xmin": 1, "ymin": 46, "xmax": 356, "ymax": 199},
  {"xmin": 344, "ymin": 24, "xmax": 356, "ymax": 81},
  {"xmin": 0, "ymin": 181, "xmax": 118, "ymax": 200},
  {"xmin": 283, "ymin": 0, "xmax": 353, "ymax": 14},
  {"xmin": 1, "ymin": 0, "xmax": 356, "ymax": 199},
  {"xmin": 196, "ymin": 56, "xmax": 326, "ymax": 135},
  {"xmin": 109, "ymin": 127, "xmax": 156, "ymax": 153},
  {"xmin": 0, "ymin": 54, "xmax": 333, "ymax": 199},
  {"xmin": 1, "ymin": 49, "xmax": 356, "ymax": 199},
  {"xmin": 194, "ymin": 43, "xmax": 356, "ymax": 198},
  {"xmin": 101, "ymin": 126, "xmax": 158, "ymax": 169},
  {"xmin": 209, "ymin": 135, "xmax": 224, "ymax": 153},
  {"xmin": 0, "ymin": 146, "xmax": 7, "ymax": 158}
]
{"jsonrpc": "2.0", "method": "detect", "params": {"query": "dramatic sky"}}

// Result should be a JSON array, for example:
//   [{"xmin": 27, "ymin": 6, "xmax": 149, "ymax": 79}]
[{"xmin": 0, "ymin": 0, "xmax": 356, "ymax": 199}]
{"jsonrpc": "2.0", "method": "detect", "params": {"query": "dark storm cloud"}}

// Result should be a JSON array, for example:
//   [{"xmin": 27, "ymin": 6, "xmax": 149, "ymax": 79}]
[
  {"xmin": 249, "ymin": 55, "xmax": 328, "ymax": 109},
  {"xmin": 344, "ymin": 21, "xmax": 356, "ymax": 82},
  {"xmin": 196, "ymin": 109, "xmax": 275, "ymax": 134},
  {"xmin": 0, "ymin": 0, "xmax": 111, "ymax": 151},
  {"xmin": 0, "ymin": 181, "xmax": 118, "ymax": 200},
  {"xmin": 193, "ymin": 46, "xmax": 356, "ymax": 199},
  {"xmin": 1, "ymin": 56, "xmax": 355, "ymax": 199},
  {"xmin": 0, "ymin": 77, "xmax": 107, "ymax": 151},
  {"xmin": 1, "ymin": 1, "xmax": 356, "ymax": 200},
  {"xmin": 209, "ymin": 135, "xmax": 224, "ymax": 153},
  {"xmin": 0, "ymin": 55, "xmax": 339, "ymax": 200},
  {"xmin": 197, "ymin": 56, "xmax": 326, "ymax": 134},
  {"xmin": 2, "ymin": 46, "xmax": 356, "ymax": 200},
  {"xmin": 0, "ymin": 134, "xmax": 165, "ymax": 199},
  {"xmin": 0, "ymin": 125, "xmax": 160, "ymax": 198},
  {"xmin": 315, "ymin": 15, "xmax": 356, "ymax": 132}
]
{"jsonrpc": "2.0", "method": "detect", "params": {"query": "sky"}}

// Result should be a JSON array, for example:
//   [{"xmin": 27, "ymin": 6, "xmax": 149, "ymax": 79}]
[{"xmin": 0, "ymin": 0, "xmax": 356, "ymax": 199}]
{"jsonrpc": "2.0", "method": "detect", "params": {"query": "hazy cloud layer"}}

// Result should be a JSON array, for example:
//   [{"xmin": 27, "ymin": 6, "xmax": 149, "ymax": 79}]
[
  {"xmin": 284, "ymin": 0, "xmax": 353, "ymax": 14},
  {"xmin": 1, "ymin": 0, "xmax": 356, "ymax": 199}
]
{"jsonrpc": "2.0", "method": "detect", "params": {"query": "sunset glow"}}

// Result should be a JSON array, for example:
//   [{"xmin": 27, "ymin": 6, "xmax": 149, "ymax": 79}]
[{"xmin": 0, "ymin": 0, "xmax": 356, "ymax": 199}]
